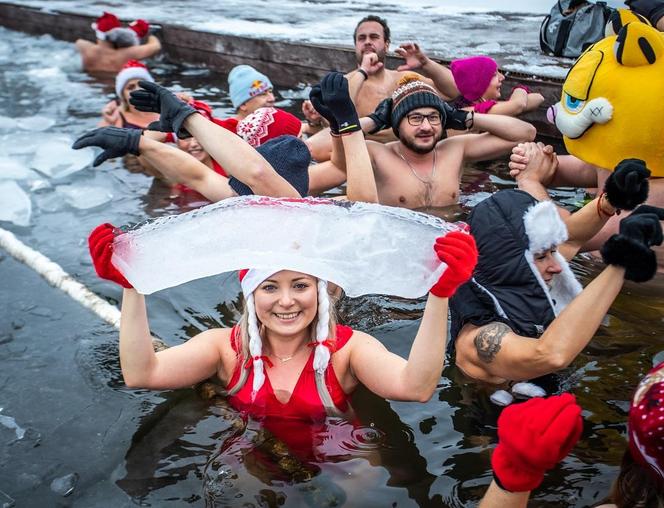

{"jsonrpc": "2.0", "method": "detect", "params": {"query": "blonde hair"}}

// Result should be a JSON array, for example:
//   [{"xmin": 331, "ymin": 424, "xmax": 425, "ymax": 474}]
[{"xmin": 224, "ymin": 279, "xmax": 342, "ymax": 414}]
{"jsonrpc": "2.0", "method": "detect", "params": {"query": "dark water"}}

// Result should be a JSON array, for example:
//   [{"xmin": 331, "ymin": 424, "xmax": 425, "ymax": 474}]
[{"xmin": 0, "ymin": 27, "xmax": 663, "ymax": 508}]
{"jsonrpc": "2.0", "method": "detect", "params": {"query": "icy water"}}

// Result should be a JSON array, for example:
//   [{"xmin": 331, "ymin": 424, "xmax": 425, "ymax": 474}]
[
  {"xmin": 0, "ymin": 17, "xmax": 663, "ymax": 508},
  {"xmin": 6, "ymin": 0, "xmax": 626, "ymax": 77}
]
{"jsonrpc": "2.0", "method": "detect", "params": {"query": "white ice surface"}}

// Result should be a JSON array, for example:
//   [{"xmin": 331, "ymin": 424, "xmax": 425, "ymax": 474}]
[
  {"xmin": 512, "ymin": 382, "xmax": 546, "ymax": 398},
  {"xmin": 31, "ymin": 135, "xmax": 94, "ymax": 179},
  {"xmin": 15, "ymin": 115, "xmax": 56, "ymax": 131},
  {"xmin": 113, "ymin": 196, "xmax": 460, "ymax": 297},
  {"xmin": 55, "ymin": 184, "xmax": 113, "ymax": 210},
  {"xmin": 0, "ymin": 157, "xmax": 32, "ymax": 180},
  {"xmin": 0, "ymin": 180, "xmax": 31, "ymax": 226},
  {"xmin": 490, "ymin": 390, "xmax": 514, "ymax": 406}
]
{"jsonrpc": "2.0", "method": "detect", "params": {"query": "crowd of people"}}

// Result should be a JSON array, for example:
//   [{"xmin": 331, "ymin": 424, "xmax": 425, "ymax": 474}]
[{"xmin": 73, "ymin": 5, "xmax": 664, "ymax": 505}]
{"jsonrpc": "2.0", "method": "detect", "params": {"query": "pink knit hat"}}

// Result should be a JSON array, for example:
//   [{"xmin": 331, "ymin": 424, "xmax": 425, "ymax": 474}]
[
  {"xmin": 628, "ymin": 360, "xmax": 664, "ymax": 485},
  {"xmin": 450, "ymin": 56, "xmax": 498, "ymax": 102}
]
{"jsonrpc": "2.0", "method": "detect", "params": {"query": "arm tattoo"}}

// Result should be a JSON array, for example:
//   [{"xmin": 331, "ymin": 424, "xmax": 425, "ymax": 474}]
[{"xmin": 474, "ymin": 322, "xmax": 510, "ymax": 364}]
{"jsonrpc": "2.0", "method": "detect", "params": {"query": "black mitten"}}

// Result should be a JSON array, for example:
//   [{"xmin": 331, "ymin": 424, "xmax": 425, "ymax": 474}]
[
  {"xmin": 72, "ymin": 127, "xmax": 142, "ymax": 167},
  {"xmin": 600, "ymin": 205, "xmax": 664, "ymax": 282},
  {"xmin": 130, "ymin": 80, "xmax": 197, "ymax": 138},
  {"xmin": 320, "ymin": 72, "xmax": 361, "ymax": 135},
  {"xmin": 442, "ymin": 102, "xmax": 468, "ymax": 131},
  {"xmin": 367, "ymin": 98, "xmax": 392, "ymax": 135},
  {"xmin": 604, "ymin": 158, "xmax": 650, "ymax": 210}
]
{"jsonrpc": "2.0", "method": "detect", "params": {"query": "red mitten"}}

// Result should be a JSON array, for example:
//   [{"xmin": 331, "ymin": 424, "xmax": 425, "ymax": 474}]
[
  {"xmin": 88, "ymin": 223, "xmax": 132, "ymax": 289},
  {"xmin": 492, "ymin": 393, "xmax": 583, "ymax": 492},
  {"xmin": 429, "ymin": 231, "xmax": 478, "ymax": 298}
]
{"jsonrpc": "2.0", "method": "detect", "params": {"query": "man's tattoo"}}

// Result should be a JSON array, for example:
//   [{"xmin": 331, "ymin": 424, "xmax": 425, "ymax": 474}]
[{"xmin": 474, "ymin": 322, "xmax": 510, "ymax": 363}]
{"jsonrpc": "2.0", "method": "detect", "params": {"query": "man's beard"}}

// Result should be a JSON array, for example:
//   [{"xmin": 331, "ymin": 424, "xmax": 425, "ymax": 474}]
[
  {"xmin": 355, "ymin": 47, "xmax": 386, "ymax": 66},
  {"xmin": 400, "ymin": 130, "xmax": 443, "ymax": 154}
]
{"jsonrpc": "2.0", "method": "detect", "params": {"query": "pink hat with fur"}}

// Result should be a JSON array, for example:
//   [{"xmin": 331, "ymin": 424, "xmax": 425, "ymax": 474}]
[{"xmin": 450, "ymin": 56, "xmax": 498, "ymax": 102}]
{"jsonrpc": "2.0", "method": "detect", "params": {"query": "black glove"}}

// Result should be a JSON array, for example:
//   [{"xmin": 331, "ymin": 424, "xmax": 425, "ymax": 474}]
[
  {"xmin": 71, "ymin": 127, "xmax": 141, "ymax": 167},
  {"xmin": 443, "ymin": 102, "xmax": 468, "ymax": 131},
  {"xmin": 626, "ymin": 0, "xmax": 664, "ymax": 26},
  {"xmin": 600, "ymin": 205, "xmax": 664, "ymax": 282},
  {"xmin": 367, "ymin": 98, "xmax": 392, "ymax": 135},
  {"xmin": 129, "ymin": 80, "xmax": 197, "ymax": 138},
  {"xmin": 320, "ymin": 72, "xmax": 361, "ymax": 135},
  {"xmin": 309, "ymin": 84, "xmax": 339, "ymax": 134},
  {"xmin": 604, "ymin": 158, "xmax": 650, "ymax": 210}
]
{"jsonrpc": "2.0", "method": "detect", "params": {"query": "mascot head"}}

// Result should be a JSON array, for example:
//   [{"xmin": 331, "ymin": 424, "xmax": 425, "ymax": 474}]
[{"xmin": 548, "ymin": 11, "xmax": 664, "ymax": 176}]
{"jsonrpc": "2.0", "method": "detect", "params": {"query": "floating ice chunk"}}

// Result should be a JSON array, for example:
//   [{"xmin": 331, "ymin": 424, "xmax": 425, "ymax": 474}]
[
  {"xmin": 0, "ymin": 408, "xmax": 26, "ymax": 440},
  {"xmin": 0, "ymin": 133, "xmax": 39, "ymax": 157},
  {"xmin": 0, "ymin": 157, "xmax": 31, "ymax": 180},
  {"xmin": 114, "ymin": 196, "xmax": 461, "ymax": 297},
  {"xmin": 0, "ymin": 115, "xmax": 17, "ymax": 131},
  {"xmin": 50, "ymin": 473, "xmax": 78, "ymax": 497},
  {"xmin": 35, "ymin": 192, "xmax": 63, "ymax": 213},
  {"xmin": 31, "ymin": 136, "xmax": 94, "ymax": 179},
  {"xmin": 16, "ymin": 115, "xmax": 56, "ymax": 132},
  {"xmin": 512, "ymin": 382, "xmax": 546, "ymax": 399},
  {"xmin": 56, "ymin": 184, "xmax": 113, "ymax": 209},
  {"xmin": 0, "ymin": 181, "xmax": 31, "ymax": 226},
  {"xmin": 490, "ymin": 390, "xmax": 514, "ymax": 407}
]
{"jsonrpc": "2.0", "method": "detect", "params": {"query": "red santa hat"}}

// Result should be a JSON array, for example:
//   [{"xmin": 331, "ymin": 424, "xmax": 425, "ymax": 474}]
[
  {"xmin": 115, "ymin": 60, "xmax": 154, "ymax": 98},
  {"xmin": 91, "ymin": 12, "xmax": 121, "ymax": 41},
  {"xmin": 129, "ymin": 19, "xmax": 150, "ymax": 39},
  {"xmin": 236, "ymin": 107, "xmax": 302, "ymax": 147}
]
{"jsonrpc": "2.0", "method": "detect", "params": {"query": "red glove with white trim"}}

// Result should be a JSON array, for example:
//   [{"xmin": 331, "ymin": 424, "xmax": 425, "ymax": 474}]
[
  {"xmin": 88, "ymin": 223, "xmax": 132, "ymax": 289},
  {"xmin": 429, "ymin": 231, "xmax": 478, "ymax": 298},
  {"xmin": 492, "ymin": 393, "xmax": 583, "ymax": 492}
]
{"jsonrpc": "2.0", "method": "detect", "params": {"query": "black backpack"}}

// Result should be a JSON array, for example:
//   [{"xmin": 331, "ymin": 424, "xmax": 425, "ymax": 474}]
[{"xmin": 540, "ymin": 0, "xmax": 615, "ymax": 58}]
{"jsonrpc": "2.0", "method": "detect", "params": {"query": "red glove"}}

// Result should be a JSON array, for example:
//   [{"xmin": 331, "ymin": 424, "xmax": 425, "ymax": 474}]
[
  {"xmin": 88, "ymin": 223, "xmax": 132, "ymax": 289},
  {"xmin": 492, "ymin": 393, "xmax": 583, "ymax": 492},
  {"xmin": 430, "ymin": 231, "xmax": 478, "ymax": 298}
]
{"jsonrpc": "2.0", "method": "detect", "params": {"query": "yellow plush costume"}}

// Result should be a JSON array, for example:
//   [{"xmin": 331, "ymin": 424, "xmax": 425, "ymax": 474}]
[{"xmin": 551, "ymin": 15, "xmax": 664, "ymax": 176}]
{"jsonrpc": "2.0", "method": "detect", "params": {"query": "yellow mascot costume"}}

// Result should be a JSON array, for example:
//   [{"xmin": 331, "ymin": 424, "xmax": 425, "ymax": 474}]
[{"xmin": 549, "ymin": 11, "xmax": 664, "ymax": 176}]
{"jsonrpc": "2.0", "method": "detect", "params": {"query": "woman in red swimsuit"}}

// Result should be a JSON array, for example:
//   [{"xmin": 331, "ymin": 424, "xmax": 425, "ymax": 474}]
[{"xmin": 88, "ymin": 227, "xmax": 478, "ymax": 422}]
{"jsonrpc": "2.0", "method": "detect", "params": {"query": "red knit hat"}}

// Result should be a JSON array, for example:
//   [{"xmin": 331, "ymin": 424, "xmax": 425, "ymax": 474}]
[
  {"xmin": 91, "ymin": 12, "xmax": 121, "ymax": 41},
  {"xmin": 450, "ymin": 56, "xmax": 498, "ymax": 102},
  {"xmin": 237, "ymin": 107, "xmax": 302, "ymax": 147},
  {"xmin": 628, "ymin": 360, "xmax": 664, "ymax": 484},
  {"xmin": 129, "ymin": 19, "xmax": 150, "ymax": 39}
]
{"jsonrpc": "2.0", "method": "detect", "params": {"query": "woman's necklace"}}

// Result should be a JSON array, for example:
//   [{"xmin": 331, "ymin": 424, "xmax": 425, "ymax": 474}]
[{"xmin": 397, "ymin": 147, "xmax": 437, "ymax": 207}]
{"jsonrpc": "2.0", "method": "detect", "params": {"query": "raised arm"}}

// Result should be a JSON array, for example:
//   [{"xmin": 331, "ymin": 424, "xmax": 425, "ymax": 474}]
[
  {"xmin": 479, "ymin": 394, "xmax": 582, "ymax": 506},
  {"xmin": 349, "ymin": 232, "xmax": 477, "ymax": 401},
  {"xmin": 456, "ymin": 208, "xmax": 664, "ymax": 382},
  {"xmin": 394, "ymin": 42, "xmax": 459, "ymax": 100},
  {"xmin": 456, "ymin": 113, "xmax": 537, "ymax": 162},
  {"xmin": 118, "ymin": 34, "xmax": 162, "ymax": 61},
  {"xmin": 129, "ymin": 81, "xmax": 301, "ymax": 198},
  {"xmin": 87, "ymin": 224, "xmax": 235, "ymax": 390},
  {"xmin": 71, "ymin": 127, "xmax": 234, "ymax": 202},
  {"xmin": 311, "ymin": 72, "xmax": 378, "ymax": 203}
]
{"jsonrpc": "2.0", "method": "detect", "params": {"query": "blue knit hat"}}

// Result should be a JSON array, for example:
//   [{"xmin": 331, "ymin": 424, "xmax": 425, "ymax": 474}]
[
  {"xmin": 228, "ymin": 65, "xmax": 273, "ymax": 109},
  {"xmin": 229, "ymin": 135, "xmax": 310, "ymax": 197}
]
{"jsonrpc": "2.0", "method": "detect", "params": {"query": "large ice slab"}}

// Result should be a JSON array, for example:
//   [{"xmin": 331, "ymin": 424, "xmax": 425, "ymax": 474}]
[
  {"xmin": 31, "ymin": 135, "xmax": 94, "ymax": 179},
  {"xmin": 56, "ymin": 184, "xmax": 113, "ymax": 209},
  {"xmin": 113, "ymin": 196, "xmax": 462, "ymax": 297},
  {"xmin": 0, "ymin": 157, "xmax": 32, "ymax": 180},
  {"xmin": 0, "ymin": 180, "xmax": 31, "ymax": 226}
]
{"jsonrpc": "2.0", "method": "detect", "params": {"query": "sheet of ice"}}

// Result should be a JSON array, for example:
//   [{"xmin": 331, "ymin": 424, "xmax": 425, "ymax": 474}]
[
  {"xmin": 16, "ymin": 115, "xmax": 56, "ymax": 131},
  {"xmin": 0, "ymin": 115, "xmax": 17, "ymax": 131},
  {"xmin": 55, "ymin": 184, "xmax": 113, "ymax": 210},
  {"xmin": 114, "ymin": 196, "xmax": 460, "ymax": 297},
  {"xmin": 31, "ymin": 135, "xmax": 94, "ymax": 179},
  {"xmin": 0, "ymin": 180, "xmax": 31, "ymax": 226},
  {"xmin": 0, "ymin": 157, "xmax": 32, "ymax": 180},
  {"xmin": 512, "ymin": 382, "xmax": 546, "ymax": 398}
]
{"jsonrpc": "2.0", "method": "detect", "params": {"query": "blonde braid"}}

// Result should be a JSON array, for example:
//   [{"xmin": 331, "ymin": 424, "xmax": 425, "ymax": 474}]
[
  {"xmin": 313, "ymin": 279, "xmax": 331, "ymax": 373},
  {"xmin": 245, "ymin": 293, "xmax": 265, "ymax": 400}
]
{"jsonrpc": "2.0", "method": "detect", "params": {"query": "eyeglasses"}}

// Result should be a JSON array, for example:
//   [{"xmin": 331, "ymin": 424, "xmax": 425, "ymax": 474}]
[{"xmin": 406, "ymin": 112, "xmax": 442, "ymax": 126}]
